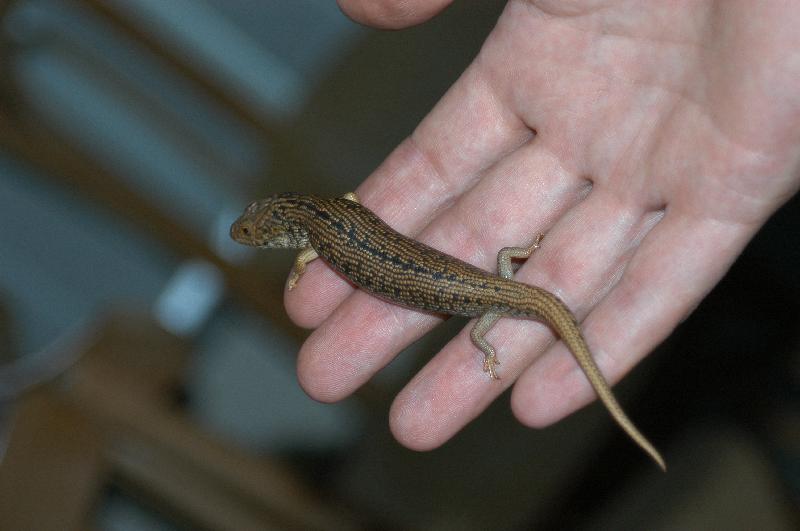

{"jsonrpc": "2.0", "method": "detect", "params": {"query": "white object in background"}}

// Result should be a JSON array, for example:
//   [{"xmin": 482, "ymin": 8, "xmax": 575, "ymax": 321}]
[{"xmin": 153, "ymin": 259, "xmax": 225, "ymax": 337}]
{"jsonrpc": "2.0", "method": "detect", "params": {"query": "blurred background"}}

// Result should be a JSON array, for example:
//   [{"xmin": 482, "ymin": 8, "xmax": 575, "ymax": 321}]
[{"xmin": 0, "ymin": 1, "xmax": 798, "ymax": 529}]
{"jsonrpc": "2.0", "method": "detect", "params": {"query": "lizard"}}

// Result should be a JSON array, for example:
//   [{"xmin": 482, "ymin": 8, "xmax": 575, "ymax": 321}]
[{"xmin": 230, "ymin": 192, "xmax": 666, "ymax": 470}]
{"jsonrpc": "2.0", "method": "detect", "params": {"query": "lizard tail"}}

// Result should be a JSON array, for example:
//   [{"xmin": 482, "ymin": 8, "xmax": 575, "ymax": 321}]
[{"xmin": 524, "ymin": 289, "xmax": 667, "ymax": 471}]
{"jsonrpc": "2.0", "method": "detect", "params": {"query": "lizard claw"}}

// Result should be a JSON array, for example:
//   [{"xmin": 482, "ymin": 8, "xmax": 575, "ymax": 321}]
[
  {"xmin": 483, "ymin": 355, "xmax": 500, "ymax": 380},
  {"xmin": 287, "ymin": 271, "xmax": 300, "ymax": 291}
]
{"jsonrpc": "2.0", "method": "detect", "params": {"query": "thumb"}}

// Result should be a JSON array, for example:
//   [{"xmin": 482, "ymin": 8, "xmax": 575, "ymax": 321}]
[{"xmin": 337, "ymin": 0, "xmax": 454, "ymax": 29}]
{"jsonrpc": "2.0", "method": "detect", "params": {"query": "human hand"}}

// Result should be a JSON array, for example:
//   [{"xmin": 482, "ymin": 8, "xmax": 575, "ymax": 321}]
[{"xmin": 286, "ymin": 0, "xmax": 800, "ymax": 450}]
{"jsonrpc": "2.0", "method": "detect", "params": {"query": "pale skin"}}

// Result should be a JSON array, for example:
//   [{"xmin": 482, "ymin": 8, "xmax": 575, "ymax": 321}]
[{"xmin": 284, "ymin": 0, "xmax": 800, "ymax": 452}]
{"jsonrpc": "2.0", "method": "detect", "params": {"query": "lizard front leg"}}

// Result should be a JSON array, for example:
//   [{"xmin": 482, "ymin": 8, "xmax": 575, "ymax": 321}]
[
  {"xmin": 287, "ymin": 192, "xmax": 360, "ymax": 290},
  {"xmin": 287, "ymin": 247, "xmax": 319, "ymax": 290}
]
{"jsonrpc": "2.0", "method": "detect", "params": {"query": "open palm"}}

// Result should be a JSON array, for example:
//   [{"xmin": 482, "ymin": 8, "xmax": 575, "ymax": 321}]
[{"xmin": 285, "ymin": 0, "xmax": 800, "ymax": 450}]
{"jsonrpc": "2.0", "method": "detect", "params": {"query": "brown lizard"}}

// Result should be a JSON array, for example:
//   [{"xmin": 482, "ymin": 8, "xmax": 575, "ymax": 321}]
[{"xmin": 231, "ymin": 192, "xmax": 665, "ymax": 470}]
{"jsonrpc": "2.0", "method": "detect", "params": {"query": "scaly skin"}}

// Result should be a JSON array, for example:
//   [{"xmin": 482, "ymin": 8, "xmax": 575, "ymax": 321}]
[{"xmin": 231, "ymin": 192, "xmax": 665, "ymax": 470}]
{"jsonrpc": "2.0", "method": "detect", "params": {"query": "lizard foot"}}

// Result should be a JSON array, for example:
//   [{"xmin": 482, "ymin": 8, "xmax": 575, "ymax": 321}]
[
  {"xmin": 483, "ymin": 355, "xmax": 500, "ymax": 380},
  {"xmin": 287, "ymin": 270, "xmax": 301, "ymax": 291}
]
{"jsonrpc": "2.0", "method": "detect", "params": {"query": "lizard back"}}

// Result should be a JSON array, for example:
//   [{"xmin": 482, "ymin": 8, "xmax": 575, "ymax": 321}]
[{"xmin": 303, "ymin": 196, "xmax": 556, "ymax": 319}]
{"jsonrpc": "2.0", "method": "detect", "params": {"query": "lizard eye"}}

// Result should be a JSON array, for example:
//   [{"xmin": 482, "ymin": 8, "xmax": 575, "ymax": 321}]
[{"xmin": 241, "ymin": 226, "xmax": 250, "ymax": 235}]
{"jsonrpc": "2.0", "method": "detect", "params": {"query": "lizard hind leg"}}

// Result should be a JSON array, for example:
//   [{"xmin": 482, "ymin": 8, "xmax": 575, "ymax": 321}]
[
  {"xmin": 496, "ymin": 233, "xmax": 544, "ymax": 279},
  {"xmin": 470, "ymin": 312, "xmax": 502, "ymax": 379},
  {"xmin": 471, "ymin": 235, "xmax": 543, "ymax": 379}
]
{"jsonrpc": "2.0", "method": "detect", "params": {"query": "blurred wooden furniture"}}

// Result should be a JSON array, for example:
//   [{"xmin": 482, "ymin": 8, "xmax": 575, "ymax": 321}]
[
  {"xmin": 0, "ymin": 0, "xmax": 296, "ymax": 326},
  {"xmin": 0, "ymin": 310, "xmax": 360, "ymax": 530},
  {"xmin": 0, "ymin": 2, "xmax": 360, "ymax": 526}
]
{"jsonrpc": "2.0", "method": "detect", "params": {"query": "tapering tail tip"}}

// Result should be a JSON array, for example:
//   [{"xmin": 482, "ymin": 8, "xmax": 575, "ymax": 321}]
[
  {"xmin": 647, "ymin": 446, "xmax": 667, "ymax": 472},
  {"xmin": 628, "ymin": 425, "xmax": 666, "ymax": 471}
]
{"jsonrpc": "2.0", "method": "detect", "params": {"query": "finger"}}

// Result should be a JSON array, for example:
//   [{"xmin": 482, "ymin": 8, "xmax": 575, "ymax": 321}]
[
  {"xmin": 286, "ymin": 64, "xmax": 532, "ymax": 328},
  {"xmin": 297, "ymin": 142, "xmax": 584, "ymax": 402},
  {"xmin": 337, "ymin": 0, "xmax": 453, "ymax": 29},
  {"xmin": 510, "ymin": 210, "xmax": 753, "ymax": 428},
  {"xmin": 389, "ymin": 186, "xmax": 662, "ymax": 447},
  {"xmin": 297, "ymin": 290, "xmax": 439, "ymax": 402},
  {"xmin": 389, "ymin": 315, "xmax": 550, "ymax": 449}
]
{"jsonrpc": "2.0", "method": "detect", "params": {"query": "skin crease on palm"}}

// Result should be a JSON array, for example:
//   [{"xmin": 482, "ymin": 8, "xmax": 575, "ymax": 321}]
[{"xmin": 283, "ymin": 0, "xmax": 800, "ymax": 452}]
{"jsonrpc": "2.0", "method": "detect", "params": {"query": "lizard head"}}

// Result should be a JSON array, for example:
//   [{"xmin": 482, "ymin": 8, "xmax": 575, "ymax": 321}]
[{"xmin": 230, "ymin": 193, "xmax": 310, "ymax": 249}]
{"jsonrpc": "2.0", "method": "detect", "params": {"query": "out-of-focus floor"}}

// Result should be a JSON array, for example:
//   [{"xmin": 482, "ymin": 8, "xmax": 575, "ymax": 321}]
[{"xmin": 0, "ymin": 1, "xmax": 798, "ymax": 529}]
